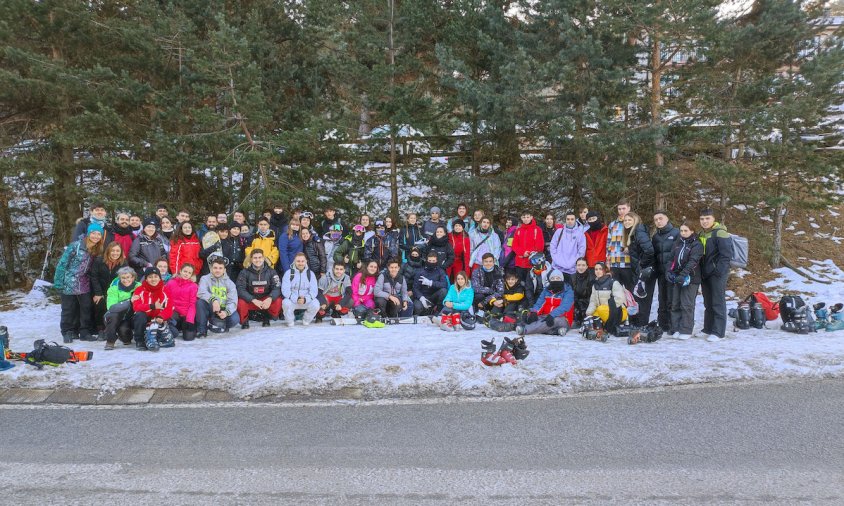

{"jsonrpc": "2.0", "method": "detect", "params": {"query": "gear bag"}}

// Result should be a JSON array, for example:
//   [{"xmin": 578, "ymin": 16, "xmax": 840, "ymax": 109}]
[
  {"xmin": 779, "ymin": 295, "xmax": 806, "ymax": 324},
  {"xmin": 729, "ymin": 234, "xmax": 749, "ymax": 269}
]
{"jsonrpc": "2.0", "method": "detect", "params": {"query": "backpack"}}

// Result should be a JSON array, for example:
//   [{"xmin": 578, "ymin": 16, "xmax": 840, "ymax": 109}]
[
  {"xmin": 623, "ymin": 288, "xmax": 639, "ymax": 316},
  {"xmin": 745, "ymin": 292, "xmax": 779, "ymax": 321},
  {"xmin": 779, "ymin": 295, "xmax": 806, "ymax": 324},
  {"xmin": 23, "ymin": 340, "xmax": 92, "ymax": 369},
  {"xmin": 729, "ymin": 234, "xmax": 749, "ymax": 269}
]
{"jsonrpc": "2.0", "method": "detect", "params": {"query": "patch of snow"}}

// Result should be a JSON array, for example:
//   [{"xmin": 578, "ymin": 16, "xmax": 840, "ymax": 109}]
[
  {"xmin": 733, "ymin": 204, "xmax": 747, "ymax": 211},
  {"xmin": 810, "ymin": 223, "xmax": 821, "ymax": 229},
  {"xmin": 794, "ymin": 231, "xmax": 806, "ymax": 236},
  {"xmin": 760, "ymin": 216, "xmax": 773, "ymax": 222}
]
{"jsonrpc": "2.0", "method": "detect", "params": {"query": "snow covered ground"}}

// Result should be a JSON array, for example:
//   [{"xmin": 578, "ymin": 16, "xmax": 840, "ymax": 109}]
[{"xmin": 1, "ymin": 263, "xmax": 843, "ymax": 400}]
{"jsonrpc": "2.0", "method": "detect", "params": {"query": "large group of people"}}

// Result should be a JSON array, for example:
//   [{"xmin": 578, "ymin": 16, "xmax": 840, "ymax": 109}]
[{"xmin": 53, "ymin": 199, "xmax": 734, "ymax": 351}]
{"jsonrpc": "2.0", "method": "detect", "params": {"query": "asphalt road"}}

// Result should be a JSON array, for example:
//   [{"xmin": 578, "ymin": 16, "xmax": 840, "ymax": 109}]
[{"xmin": 1, "ymin": 379, "xmax": 843, "ymax": 505}]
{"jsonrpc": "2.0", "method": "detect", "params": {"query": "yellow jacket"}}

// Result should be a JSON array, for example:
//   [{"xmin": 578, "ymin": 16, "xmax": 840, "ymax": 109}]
[{"xmin": 244, "ymin": 230, "xmax": 280, "ymax": 268}]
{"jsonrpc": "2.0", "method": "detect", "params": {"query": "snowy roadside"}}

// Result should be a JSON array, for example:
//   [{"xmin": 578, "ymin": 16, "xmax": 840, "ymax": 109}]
[{"xmin": 1, "ymin": 262, "xmax": 842, "ymax": 401}]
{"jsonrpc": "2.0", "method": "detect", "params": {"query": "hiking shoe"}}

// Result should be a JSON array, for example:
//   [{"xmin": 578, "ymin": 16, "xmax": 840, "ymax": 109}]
[{"xmin": 62, "ymin": 332, "xmax": 74, "ymax": 344}]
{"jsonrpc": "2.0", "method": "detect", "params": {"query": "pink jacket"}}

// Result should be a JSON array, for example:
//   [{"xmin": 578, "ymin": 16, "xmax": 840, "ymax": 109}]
[
  {"xmin": 164, "ymin": 276, "xmax": 198, "ymax": 324},
  {"xmin": 351, "ymin": 272, "xmax": 377, "ymax": 308}
]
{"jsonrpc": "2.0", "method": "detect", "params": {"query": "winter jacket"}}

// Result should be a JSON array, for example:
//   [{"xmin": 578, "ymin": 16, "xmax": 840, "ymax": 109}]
[
  {"xmin": 511, "ymin": 220, "xmax": 545, "ymax": 269},
  {"xmin": 586, "ymin": 274, "xmax": 626, "ymax": 315},
  {"xmin": 281, "ymin": 267, "xmax": 319, "ymax": 304},
  {"xmin": 606, "ymin": 219, "xmax": 630, "ymax": 268},
  {"xmin": 245, "ymin": 230, "xmax": 280, "ymax": 269},
  {"xmin": 169, "ymin": 235, "xmax": 203, "ymax": 275},
  {"xmin": 468, "ymin": 228, "xmax": 503, "ymax": 268},
  {"xmin": 221, "ymin": 237, "xmax": 245, "ymax": 280},
  {"xmin": 301, "ymin": 237, "xmax": 328, "ymax": 276},
  {"xmin": 91, "ymin": 258, "xmax": 126, "ymax": 297},
  {"xmin": 652, "ymin": 223, "xmax": 680, "ymax": 275},
  {"xmin": 699, "ymin": 223, "xmax": 733, "ymax": 279},
  {"xmin": 584, "ymin": 225, "xmax": 608, "ymax": 268},
  {"xmin": 447, "ymin": 232, "xmax": 472, "ymax": 278},
  {"xmin": 350, "ymin": 272, "xmax": 377, "ymax": 308},
  {"xmin": 524, "ymin": 263, "xmax": 552, "ymax": 307},
  {"xmin": 531, "ymin": 285, "xmax": 575, "ymax": 318},
  {"xmin": 364, "ymin": 234, "xmax": 399, "ymax": 269},
  {"xmin": 373, "ymin": 273, "xmax": 411, "ymax": 303},
  {"xmin": 421, "ymin": 219, "xmax": 445, "ymax": 240},
  {"xmin": 399, "ymin": 224, "xmax": 425, "ymax": 253},
  {"xmin": 539, "ymin": 222, "xmax": 562, "ymax": 255},
  {"xmin": 129, "ymin": 233, "xmax": 167, "ymax": 274},
  {"xmin": 106, "ymin": 279, "xmax": 140, "ymax": 310},
  {"xmin": 319, "ymin": 216, "xmax": 344, "ymax": 236},
  {"xmin": 424, "ymin": 233, "xmax": 455, "ymax": 270},
  {"xmin": 318, "ymin": 272, "xmax": 352, "ymax": 299},
  {"xmin": 400, "ymin": 254, "xmax": 425, "ymax": 292},
  {"xmin": 269, "ymin": 212, "xmax": 288, "ymax": 237},
  {"xmin": 236, "ymin": 261, "xmax": 282, "ymax": 303},
  {"xmin": 132, "ymin": 279, "xmax": 174, "ymax": 321},
  {"xmin": 164, "ymin": 276, "xmax": 198, "ymax": 323},
  {"xmin": 197, "ymin": 273, "xmax": 238, "ymax": 316},
  {"xmin": 322, "ymin": 234, "xmax": 343, "ymax": 272},
  {"xmin": 549, "ymin": 226, "xmax": 586, "ymax": 275},
  {"xmin": 471, "ymin": 265, "xmax": 504, "ymax": 305},
  {"xmin": 412, "ymin": 263, "xmax": 449, "ymax": 299},
  {"xmin": 53, "ymin": 240, "xmax": 96, "ymax": 295},
  {"xmin": 72, "ymin": 216, "xmax": 106, "ymax": 242},
  {"xmin": 571, "ymin": 270, "xmax": 596, "ymax": 308},
  {"xmin": 443, "ymin": 285, "xmax": 475, "ymax": 311},
  {"xmin": 333, "ymin": 234, "xmax": 366, "ymax": 271},
  {"xmin": 492, "ymin": 281, "xmax": 529, "ymax": 312},
  {"xmin": 669, "ymin": 234, "xmax": 704, "ymax": 285},
  {"xmin": 106, "ymin": 223, "xmax": 135, "ymax": 257},
  {"xmin": 626, "ymin": 224, "xmax": 655, "ymax": 277},
  {"xmin": 276, "ymin": 230, "xmax": 303, "ymax": 271},
  {"xmin": 500, "ymin": 225, "xmax": 519, "ymax": 268}
]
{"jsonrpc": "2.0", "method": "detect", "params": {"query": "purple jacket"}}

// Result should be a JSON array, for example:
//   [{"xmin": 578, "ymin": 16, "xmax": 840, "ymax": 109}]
[{"xmin": 549, "ymin": 226, "xmax": 586, "ymax": 275}]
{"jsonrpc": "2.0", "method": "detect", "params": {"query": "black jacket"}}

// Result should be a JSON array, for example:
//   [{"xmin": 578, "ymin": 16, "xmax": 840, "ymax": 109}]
[
  {"xmin": 412, "ymin": 263, "xmax": 449, "ymax": 299},
  {"xmin": 221, "ymin": 237, "xmax": 245, "ymax": 279},
  {"xmin": 424, "ymin": 234, "xmax": 455, "ymax": 270},
  {"xmin": 401, "ymin": 254, "xmax": 425, "ymax": 292},
  {"xmin": 669, "ymin": 234, "xmax": 704, "ymax": 285},
  {"xmin": 129, "ymin": 233, "xmax": 167, "ymax": 274},
  {"xmin": 269, "ymin": 212, "xmax": 288, "ymax": 237},
  {"xmin": 319, "ymin": 216, "xmax": 344, "ymax": 236},
  {"xmin": 699, "ymin": 224, "xmax": 733, "ymax": 279},
  {"xmin": 90, "ymin": 258, "xmax": 126, "ymax": 297},
  {"xmin": 627, "ymin": 224, "xmax": 655, "ymax": 277},
  {"xmin": 399, "ymin": 224, "xmax": 424, "ymax": 253},
  {"xmin": 571, "ymin": 269, "xmax": 595, "ymax": 307},
  {"xmin": 652, "ymin": 223, "xmax": 680, "ymax": 274},
  {"xmin": 236, "ymin": 261, "xmax": 282, "ymax": 303},
  {"xmin": 302, "ymin": 238, "xmax": 327, "ymax": 276}
]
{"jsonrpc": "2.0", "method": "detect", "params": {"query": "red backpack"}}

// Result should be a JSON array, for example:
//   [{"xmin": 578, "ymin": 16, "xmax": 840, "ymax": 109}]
[{"xmin": 746, "ymin": 292, "xmax": 780, "ymax": 321}]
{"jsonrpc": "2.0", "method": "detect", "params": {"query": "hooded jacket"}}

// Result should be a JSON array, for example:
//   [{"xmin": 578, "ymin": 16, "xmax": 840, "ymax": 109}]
[
  {"xmin": 511, "ymin": 219, "xmax": 545, "ymax": 269},
  {"xmin": 129, "ymin": 233, "xmax": 167, "ymax": 274},
  {"xmin": 374, "ymin": 272, "xmax": 411, "ymax": 303},
  {"xmin": 400, "ymin": 252, "xmax": 425, "ymax": 291},
  {"xmin": 549, "ymin": 225, "xmax": 586, "ymax": 274},
  {"xmin": 132, "ymin": 278, "xmax": 174, "ymax": 321},
  {"xmin": 170, "ymin": 234, "xmax": 203, "ymax": 275},
  {"xmin": 412, "ymin": 262, "xmax": 449, "ymax": 299},
  {"xmin": 626, "ymin": 223, "xmax": 655, "ymax": 277},
  {"xmin": 350, "ymin": 272, "xmax": 378, "ymax": 308},
  {"xmin": 468, "ymin": 227, "xmax": 503, "ymax": 268},
  {"xmin": 236, "ymin": 261, "xmax": 282, "ymax": 303},
  {"xmin": 424, "ymin": 230, "xmax": 455, "ymax": 270},
  {"xmin": 281, "ymin": 266, "xmax": 319, "ymax": 303},
  {"xmin": 106, "ymin": 278, "xmax": 140, "ymax": 310},
  {"xmin": 302, "ymin": 237, "xmax": 328, "ymax": 276},
  {"xmin": 443, "ymin": 284, "xmax": 475, "ymax": 311},
  {"xmin": 333, "ymin": 233, "xmax": 366, "ymax": 270},
  {"xmin": 669, "ymin": 233, "xmax": 704, "ymax": 285},
  {"xmin": 531, "ymin": 284, "xmax": 575, "ymax": 319},
  {"xmin": 197, "ymin": 272, "xmax": 238, "ymax": 316},
  {"xmin": 318, "ymin": 271, "xmax": 352, "ymax": 299},
  {"xmin": 699, "ymin": 223, "xmax": 733, "ymax": 279},
  {"xmin": 364, "ymin": 233, "xmax": 399, "ymax": 269},
  {"xmin": 584, "ymin": 223, "xmax": 608, "ymax": 268},
  {"xmin": 245, "ymin": 229, "xmax": 280, "ymax": 269},
  {"xmin": 652, "ymin": 223, "xmax": 680, "ymax": 274},
  {"xmin": 447, "ymin": 231, "xmax": 472, "ymax": 276},
  {"xmin": 53, "ymin": 239, "xmax": 96, "ymax": 295},
  {"xmin": 164, "ymin": 276, "xmax": 198, "ymax": 323},
  {"xmin": 399, "ymin": 223, "xmax": 425, "ymax": 254},
  {"xmin": 586, "ymin": 274, "xmax": 626, "ymax": 315},
  {"xmin": 106, "ymin": 223, "xmax": 135, "ymax": 256}
]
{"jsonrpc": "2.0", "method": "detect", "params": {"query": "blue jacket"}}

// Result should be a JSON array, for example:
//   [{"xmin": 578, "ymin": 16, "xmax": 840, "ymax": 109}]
[
  {"xmin": 444, "ymin": 285, "xmax": 475, "ymax": 311},
  {"xmin": 277, "ymin": 230, "xmax": 303, "ymax": 271},
  {"xmin": 530, "ymin": 285, "xmax": 574, "ymax": 318}
]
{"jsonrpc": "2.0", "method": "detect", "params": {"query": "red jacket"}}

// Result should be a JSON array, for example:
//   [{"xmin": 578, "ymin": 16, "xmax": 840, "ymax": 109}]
[
  {"xmin": 511, "ymin": 220, "xmax": 545, "ymax": 269},
  {"xmin": 448, "ymin": 232, "xmax": 471, "ymax": 277},
  {"xmin": 584, "ymin": 226, "xmax": 608, "ymax": 268},
  {"xmin": 132, "ymin": 279, "xmax": 173, "ymax": 321},
  {"xmin": 170, "ymin": 235, "xmax": 203, "ymax": 274}
]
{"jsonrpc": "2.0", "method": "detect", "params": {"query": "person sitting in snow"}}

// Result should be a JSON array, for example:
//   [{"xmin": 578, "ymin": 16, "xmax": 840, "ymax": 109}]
[
  {"xmin": 317, "ymin": 262, "xmax": 353, "ymax": 320},
  {"xmin": 164, "ymin": 263, "xmax": 199, "ymax": 341},
  {"xmin": 471, "ymin": 253, "xmax": 504, "ymax": 316},
  {"xmin": 585, "ymin": 262, "xmax": 628, "ymax": 336},
  {"xmin": 195, "ymin": 257, "xmax": 239, "ymax": 336},
  {"xmin": 350, "ymin": 260, "xmax": 379, "ymax": 320},
  {"xmin": 524, "ymin": 252, "xmax": 552, "ymax": 308},
  {"xmin": 401, "ymin": 247, "xmax": 425, "ymax": 299},
  {"xmin": 437, "ymin": 271, "xmax": 474, "ymax": 331},
  {"xmin": 281, "ymin": 252, "xmax": 320, "ymax": 327},
  {"xmin": 236, "ymin": 249, "xmax": 283, "ymax": 329},
  {"xmin": 517, "ymin": 269, "xmax": 574, "ymax": 337},
  {"xmin": 486, "ymin": 269, "xmax": 529, "ymax": 331},
  {"xmin": 131, "ymin": 267, "xmax": 174, "ymax": 351},
  {"xmin": 412, "ymin": 250, "xmax": 449, "ymax": 316},
  {"xmin": 374, "ymin": 259, "xmax": 413, "ymax": 319}
]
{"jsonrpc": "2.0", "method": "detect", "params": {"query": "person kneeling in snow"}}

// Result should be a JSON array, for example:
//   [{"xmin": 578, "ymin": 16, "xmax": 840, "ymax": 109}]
[
  {"xmin": 103, "ymin": 267, "xmax": 140, "ymax": 350},
  {"xmin": 131, "ymin": 267, "xmax": 175, "ymax": 351},
  {"xmin": 195, "ymin": 257, "xmax": 239, "ymax": 336},
  {"xmin": 517, "ymin": 269, "xmax": 573, "ymax": 337},
  {"xmin": 236, "ymin": 249, "xmax": 282, "ymax": 329},
  {"xmin": 471, "ymin": 253, "xmax": 504, "ymax": 316},
  {"xmin": 281, "ymin": 252, "xmax": 320, "ymax": 326},
  {"xmin": 317, "ymin": 262, "xmax": 353, "ymax": 320}
]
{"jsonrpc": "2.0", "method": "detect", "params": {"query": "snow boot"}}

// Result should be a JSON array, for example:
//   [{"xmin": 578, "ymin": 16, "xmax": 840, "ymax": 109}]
[
  {"xmin": 62, "ymin": 331, "xmax": 75, "ymax": 344},
  {"xmin": 262, "ymin": 313, "xmax": 272, "ymax": 327}
]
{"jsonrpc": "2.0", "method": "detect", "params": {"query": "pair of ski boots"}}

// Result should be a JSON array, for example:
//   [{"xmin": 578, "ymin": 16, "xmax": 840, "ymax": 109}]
[
  {"xmin": 814, "ymin": 303, "xmax": 844, "ymax": 332},
  {"xmin": 438, "ymin": 313, "xmax": 463, "ymax": 331},
  {"xmin": 581, "ymin": 316, "xmax": 608, "ymax": 343},
  {"xmin": 480, "ymin": 337, "xmax": 528, "ymax": 366},
  {"xmin": 142, "ymin": 323, "xmax": 175, "ymax": 352},
  {"xmin": 626, "ymin": 321, "xmax": 664, "ymax": 345}
]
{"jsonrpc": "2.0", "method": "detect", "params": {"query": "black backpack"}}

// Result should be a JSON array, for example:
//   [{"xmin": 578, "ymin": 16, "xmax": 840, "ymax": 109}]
[{"xmin": 779, "ymin": 295, "xmax": 806, "ymax": 324}]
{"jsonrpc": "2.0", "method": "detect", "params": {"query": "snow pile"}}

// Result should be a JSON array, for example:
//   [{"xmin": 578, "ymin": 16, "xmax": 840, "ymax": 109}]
[{"xmin": 1, "ymin": 265, "xmax": 843, "ymax": 400}]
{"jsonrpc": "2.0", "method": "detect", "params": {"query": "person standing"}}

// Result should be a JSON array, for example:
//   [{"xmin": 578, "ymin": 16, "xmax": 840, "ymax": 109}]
[
  {"xmin": 583, "ymin": 211, "xmax": 608, "ymax": 268},
  {"xmin": 510, "ymin": 211, "xmax": 544, "ymax": 282},
  {"xmin": 54, "ymin": 222, "xmax": 104, "ymax": 343},
  {"xmin": 623, "ymin": 212, "xmax": 655, "ymax": 326},
  {"xmin": 651, "ymin": 211, "xmax": 680, "ymax": 332},
  {"xmin": 549, "ymin": 212, "xmax": 586, "ymax": 282},
  {"xmin": 606, "ymin": 199, "xmax": 634, "ymax": 291},
  {"xmin": 698, "ymin": 209, "xmax": 733, "ymax": 341},
  {"xmin": 468, "ymin": 217, "xmax": 502, "ymax": 270},
  {"xmin": 422, "ymin": 207, "xmax": 445, "ymax": 240},
  {"xmin": 667, "ymin": 222, "xmax": 704, "ymax": 340}
]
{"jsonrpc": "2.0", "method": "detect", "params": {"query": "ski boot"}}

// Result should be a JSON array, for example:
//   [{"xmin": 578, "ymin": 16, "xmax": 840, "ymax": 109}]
[
  {"xmin": 451, "ymin": 313, "xmax": 462, "ymax": 331},
  {"xmin": 627, "ymin": 327, "xmax": 642, "ymax": 345},
  {"xmin": 144, "ymin": 325, "xmax": 161, "ymax": 352},
  {"xmin": 511, "ymin": 336, "xmax": 529, "ymax": 361},
  {"xmin": 481, "ymin": 339, "xmax": 500, "ymax": 366},
  {"xmin": 498, "ymin": 338, "xmax": 518, "ymax": 366},
  {"xmin": 438, "ymin": 314, "xmax": 454, "ymax": 331},
  {"xmin": 814, "ymin": 303, "xmax": 829, "ymax": 330}
]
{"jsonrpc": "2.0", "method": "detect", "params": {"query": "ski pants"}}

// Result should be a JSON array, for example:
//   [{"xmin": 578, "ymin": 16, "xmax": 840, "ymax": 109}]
[
  {"xmin": 670, "ymin": 282, "xmax": 699, "ymax": 336},
  {"xmin": 522, "ymin": 316, "xmax": 570, "ymax": 336},
  {"xmin": 375, "ymin": 297, "xmax": 413, "ymax": 318},
  {"xmin": 237, "ymin": 297, "xmax": 282, "ymax": 323},
  {"xmin": 282, "ymin": 298, "xmax": 320, "ymax": 324},
  {"xmin": 318, "ymin": 293, "xmax": 353, "ymax": 317},
  {"xmin": 701, "ymin": 274, "xmax": 728, "ymax": 338},
  {"xmin": 60, "ymin": 293, "xmax": 94, "ymax": 337},
  {"xmin": 103, "ymin": 301, "xmax": 133, "ymax": 344}
]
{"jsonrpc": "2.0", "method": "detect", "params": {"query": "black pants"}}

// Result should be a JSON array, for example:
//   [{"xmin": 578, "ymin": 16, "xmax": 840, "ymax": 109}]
[
  {"xmin": 132, "ymin": 312, "xmax": 151, "ymax": 344},
  {"xmin": 60, "ymin": 293, "xmax": 94, "ymax": 337},
  {"xmin": 93, "ymin": 296, "xmax": 108, "ymax": 331},
  {"xmin": 670, "ymin": 282, "xmax": 699, "ymax": 335},
  {"xmin": 103, "ymin": 301, "xmax": 133, "ymax": 344},
  {"xmin": 635, "ymin": 274, "xmax": 670, "ymax": 328},
  {"xmin": 413, "ymin": 288, "xmax": 447, "ymax": 316},
  {"xmin": 516, "ymin": 267, "xmax": 531, "ymax": 283},
  {"xmin": 611, "ymin": 267, "xmax": 635, "ymax": 293},
  {"xmin": 375, "ymin": 297, "xmax": 413, "ymax": 318},
  {"xmin": 701, "ymin": 274, "xmax": 728, "ymax": 338},
  {"xmin": 168, "ymin": 312, "xmax": 197, "ymax": 340}
]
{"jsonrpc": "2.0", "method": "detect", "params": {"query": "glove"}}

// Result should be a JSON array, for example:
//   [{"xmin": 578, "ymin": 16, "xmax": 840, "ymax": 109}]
[
  {"xmin": 666, "ymin": 272, "xmax": 676, "ymax": 284},
  {"xmin": 414, "ymin": 239, "xmax": 428, "ymax": 246},
  {"xmin": 682, "ymin": 275, "xmax": 691, "ymax": 287},
  {"xmin": 526, "ymin": 311, "xmax": 539, "ymax": 324},
  {"xmin": 420, "ymin": 276, "xmax": 433, "ymax": 287},
  {"xmin": 544, "ymin": 314, "xmax": 555, "ymax": 326},
  {"xmin": 419, "ymin": 296, "xmax": 431, "ymax": 309}
]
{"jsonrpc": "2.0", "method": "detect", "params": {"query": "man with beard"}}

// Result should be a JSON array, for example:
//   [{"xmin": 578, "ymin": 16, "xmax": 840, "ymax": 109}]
[{"xmin": 107, "ymin": 212, "xmax": 135, "ymax": 255}]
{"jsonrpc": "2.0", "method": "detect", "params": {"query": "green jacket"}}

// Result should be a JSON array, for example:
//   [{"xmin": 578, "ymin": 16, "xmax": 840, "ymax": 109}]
[{"xmin": 106, "ymin": 279, "xmax": 140, "ymax": 310}]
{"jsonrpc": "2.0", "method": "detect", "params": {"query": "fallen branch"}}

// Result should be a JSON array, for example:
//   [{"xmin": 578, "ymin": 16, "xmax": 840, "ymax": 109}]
[{"xmin": 781, "ymin": 257, "xmax": 832, "ymax": 284}]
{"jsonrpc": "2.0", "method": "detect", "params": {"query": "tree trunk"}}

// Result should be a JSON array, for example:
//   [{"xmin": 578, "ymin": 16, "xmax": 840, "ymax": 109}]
[
  {"xmin": 0, "ymin": 185, "xmax": 16, "ymax": 288},
  {"xmin": 389, "ymin": 131, "xmax": 399, "ymax": 220},
  {"xmin": 650, "ymin": 31, "xmax": 665, "ymax": 211},
  {"xmin": 771, "ymin": 171, "xmax": 785, "ymax": 269}
]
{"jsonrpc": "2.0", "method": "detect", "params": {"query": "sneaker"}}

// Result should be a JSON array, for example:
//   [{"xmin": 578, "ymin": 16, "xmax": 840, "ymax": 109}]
[
  {"xmin": 302, "ymin": 320, "xmax": 311, "ymax": 327},
  {"xmin": 669, "ymin": 332, "xmax": 679, "ymax": 339},
  {"xmin": 676, "ymin": 334, "xmax": 692, "ymax": 341},
  {"xmin": 706, "ymin": 334, "xmax": 723, "ymax": 342},
  {"xmin": 104, "ymin": 342, "xmax": 115, "ymax": 351},
  {"xmin": 696, "ymin": 331, "xmax": 711, "ymax": 339}
]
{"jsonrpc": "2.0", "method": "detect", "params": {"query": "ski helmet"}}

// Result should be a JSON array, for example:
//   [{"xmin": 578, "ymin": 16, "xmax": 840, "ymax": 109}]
[
  {"xmin": 460, "ymin": 313, "xmax": 477, "ymax": 330},
  {"xmin": 529, "ymin": 252, "xmax": 546, "ymax": 268}
]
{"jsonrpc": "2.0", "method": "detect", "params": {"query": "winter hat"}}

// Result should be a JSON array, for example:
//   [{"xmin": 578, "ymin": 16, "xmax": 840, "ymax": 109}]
[
  {"xmin": 548, "ymin": 269, "xmax": 564, "ymax": 281},
  {"xmin": 430, "ymin": 206, "xmax": 441, "ymax": 215},
  {"xmin": 142, "ymin": 267, "xmax": 161, "ymax": 279},
  {"xmin": 229, "ymin": 222, "xmax": 242, "ymax": 231},
  {"xmin": 143, "ymin": 217, "xmax": 159, "ymax": 229},
  {"xmin": 86, "ymin": 222, "xmax": 105, "ymax": 236},
  {"xmin": 452, "ymin": 219, "xmax": 465, "ymax": 230}
]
